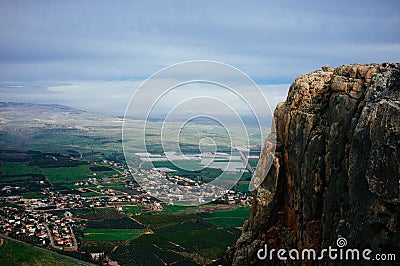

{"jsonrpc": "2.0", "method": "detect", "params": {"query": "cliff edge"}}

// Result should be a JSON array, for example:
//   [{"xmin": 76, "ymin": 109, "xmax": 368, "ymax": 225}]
[{"xmin": 229, "ymin": 63, "xmax": 400, "ymax": 265}]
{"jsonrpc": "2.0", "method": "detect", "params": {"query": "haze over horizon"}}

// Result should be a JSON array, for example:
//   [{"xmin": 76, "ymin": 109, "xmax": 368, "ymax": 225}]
[{"xmin": 0, "ymin": 0, "xmax": 399, "ymax": 116}]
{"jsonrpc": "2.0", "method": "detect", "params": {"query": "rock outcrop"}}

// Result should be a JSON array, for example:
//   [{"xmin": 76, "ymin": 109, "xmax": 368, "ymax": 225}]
[{"xmin": 228, "ymin": 63, "xmax": 400, "ymax": 265}]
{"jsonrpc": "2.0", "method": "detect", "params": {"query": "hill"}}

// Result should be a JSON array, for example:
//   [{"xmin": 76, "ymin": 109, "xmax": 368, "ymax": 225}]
[{"xmin": 0, "ymin": 238, "xmax": 84, "ymax": 265}]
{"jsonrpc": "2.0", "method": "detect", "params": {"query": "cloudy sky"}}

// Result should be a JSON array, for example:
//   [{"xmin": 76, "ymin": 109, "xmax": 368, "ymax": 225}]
[{"xmin": 0, "ymin": 0, "xmax": 399, "ymax": 116}]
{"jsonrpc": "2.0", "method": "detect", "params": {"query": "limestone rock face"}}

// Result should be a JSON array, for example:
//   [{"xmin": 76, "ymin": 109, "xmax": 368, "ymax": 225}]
[{"xmin": 228, "ymin": 63, "xmax": 400, "ymax": 265}]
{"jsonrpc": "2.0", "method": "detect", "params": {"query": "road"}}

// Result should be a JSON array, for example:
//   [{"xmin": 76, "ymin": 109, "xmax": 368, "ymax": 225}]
[
  {"xmin": 44, "ymin": 223, "xmax": 55, "ymax": 248},
  {"xmin": 44, "ymin": 224, "xmax": 78, "ymax": 252},
  {"xmin": 69, "ymin": 226, "xmax": 78, "ymax": 252}
]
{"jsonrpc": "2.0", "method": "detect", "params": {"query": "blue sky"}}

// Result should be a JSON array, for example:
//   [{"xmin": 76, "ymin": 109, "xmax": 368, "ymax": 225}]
[{"xmin": 0, "ymin": 0, "xmax": 399, "ymax": 115}]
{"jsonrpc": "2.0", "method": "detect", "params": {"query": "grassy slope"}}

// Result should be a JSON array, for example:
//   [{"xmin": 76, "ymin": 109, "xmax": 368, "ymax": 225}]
[
  {"xmin": 0, "ymin": 239, "xmax": 81, "ymax": 266},
  {"xmin": 128, "ymin": 211, "xmax": 245, "ymax": 261}
]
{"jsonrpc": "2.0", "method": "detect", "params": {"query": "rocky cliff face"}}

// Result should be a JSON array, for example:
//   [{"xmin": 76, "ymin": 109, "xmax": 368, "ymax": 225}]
[{"xmin": 229, "ymin": 63, "xmax": 400, "ymax": 265}]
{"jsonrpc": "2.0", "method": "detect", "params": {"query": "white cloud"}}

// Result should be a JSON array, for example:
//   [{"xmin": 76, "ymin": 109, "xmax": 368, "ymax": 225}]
[{"xmin": 46, "ymin": 80, "xmax": 139, "ymax": 115}]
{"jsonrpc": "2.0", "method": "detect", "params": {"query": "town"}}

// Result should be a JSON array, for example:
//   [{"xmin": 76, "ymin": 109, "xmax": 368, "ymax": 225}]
[{"xmin": 0, "ymin": 160, "xmax": 252, "ymax": 254}]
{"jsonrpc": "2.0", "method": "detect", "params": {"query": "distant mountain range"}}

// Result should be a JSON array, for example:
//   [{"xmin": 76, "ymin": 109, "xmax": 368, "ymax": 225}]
[
  {"xmin": 0, "ymin": 101, "xmax": 121, "ymax": 136},
  {"xmin": 0, "ymin": 102, "xmax": 86, "ymax": 115},
  {"xmin": 0, "ymin": 102, "xmax": 269, "ymax": 128}
]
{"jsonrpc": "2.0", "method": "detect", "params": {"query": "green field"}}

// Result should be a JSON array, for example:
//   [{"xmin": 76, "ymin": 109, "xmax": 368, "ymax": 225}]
[
  {"xmin": 78, "ymin": 191, "xmax": 102, "ymax": 197},
  {"xmin": 111, "ymin": 214, "xmax": 241, "ymax": 264},
  {"xmin": 248, "ymin": 160, "xmax": 258, "ymax": 168},
  {"xmin": 210, "ymin": 207, "xmax": 250, "ymax": 217},
  {"xmin": 235, "ymin": 183, "xmax": 251, "ymax": 193},
  {"xmin": 0, "ymin": 162, "xmax": 41, "ymax": 175},
  {"xmin": 162, "ymin": 204, "xmax": 193, "ymax": 214},
  {"xmin": 101, "ymin": 184, "xmax": 126, "ymax": 191},
  {"xmin": 135, "ymin": 213, "xmax": 196, "ymax": 231},
  {"xmin": 156, "ymin": 220, "xmax": 239, "ymax": 259},
  {"xmin": 75, "ymin": 207, "xmax": 125, "ymax": 220},
  {"xmin": 0, "ymin": 151, "xmax": 120, "ymax": 188},
  {"xmin": 112, "ymin": 234, "xmax": 191, "ymax": 265},
  {"xmin": 122, "ymin": 205, "xmax": 142, "ymax": 214},
  {"xmin": 0, "ymin": 239, "xmax": 81, "ymax": 266},
  {"xmin": 43, "ymin": 165, "xmax": 93, "ymax": 184},
  {"xmin": 131, "ymin": 211, "xmax": 243, "ymax": 261},
  {"xmin": 124, "ymin": 204, "xmax": 196, "ymax": 216},
  {"xmin": 0, "ymin": 174, "xmax": 44, "ymax": 183},
  {"xmin": 204, "ymin": 207, "xmax": 250, "ymax": 228},
  {"xmin": 204, "ymin": 217, "xmax": 246, "ymax": 228},
  {"xmin": 22, "ymin": 191, "xmax": 48, "ymax": 199},
  {"xmin": 83, "ymin": 228, "xmax": 146, "ymax": 241}
]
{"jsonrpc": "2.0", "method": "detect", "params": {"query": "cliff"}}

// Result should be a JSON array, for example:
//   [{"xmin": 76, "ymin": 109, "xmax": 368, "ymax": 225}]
[{"xmin": 228, "ymin": 63, "xmax": 400, "ymax": 265}]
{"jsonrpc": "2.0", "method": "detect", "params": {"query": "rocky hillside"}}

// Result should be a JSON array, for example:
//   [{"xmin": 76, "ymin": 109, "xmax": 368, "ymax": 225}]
[{"xmin": 228, "ymin": 63, "xmax": 400, "ymax": 265}]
